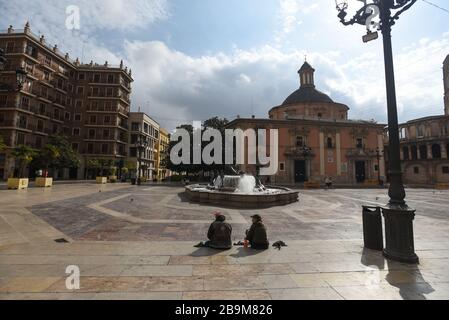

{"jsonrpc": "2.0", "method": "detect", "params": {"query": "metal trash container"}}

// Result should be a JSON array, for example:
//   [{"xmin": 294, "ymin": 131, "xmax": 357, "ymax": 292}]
[{"xmin": 362, "ymin": 206, "xmax": 383, "ymax": 251}]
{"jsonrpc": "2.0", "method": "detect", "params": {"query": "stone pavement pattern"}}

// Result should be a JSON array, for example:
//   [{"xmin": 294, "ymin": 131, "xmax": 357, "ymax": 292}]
[{"xmin": 0, "ymin": 183, "xmax": 449, "ymax": 300}]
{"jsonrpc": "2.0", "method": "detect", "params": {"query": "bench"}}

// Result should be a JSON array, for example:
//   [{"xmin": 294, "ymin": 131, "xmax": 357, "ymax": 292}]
[
  {"xmin": 435, "ymin": 183, "xmax": 449, "ymax": 190},
  {"xmin": 304, "ymin": 181, "xmax": 321, "ymax": 189}
]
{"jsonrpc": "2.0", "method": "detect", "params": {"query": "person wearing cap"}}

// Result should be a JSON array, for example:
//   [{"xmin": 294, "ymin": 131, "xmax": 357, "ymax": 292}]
[
  {"xmin": 245, "ymin": 214, "xmax": 269, "ymax": 250},
  {"xmin": 204, "ymin": 212, "xmax": 233, "ymax": 250}
]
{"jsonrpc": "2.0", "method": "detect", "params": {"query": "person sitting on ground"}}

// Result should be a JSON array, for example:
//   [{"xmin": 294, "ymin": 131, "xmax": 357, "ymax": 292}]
[
  {"xmin": 194, "ymin": 212, "xmax": 232, "ymax": 250},
  {"xmin": 245, "ymin": 214, "xmax": 269, "ymax": 250}
]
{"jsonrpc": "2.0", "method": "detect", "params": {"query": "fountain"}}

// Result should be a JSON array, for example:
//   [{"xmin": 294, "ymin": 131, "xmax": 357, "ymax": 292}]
[{"xmin": 185, "ymin": 172, "xmax": 299, "ymax": 208}]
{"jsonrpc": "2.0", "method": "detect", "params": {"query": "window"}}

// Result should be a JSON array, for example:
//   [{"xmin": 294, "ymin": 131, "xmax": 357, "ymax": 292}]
[
  {"xmin": 374, "ymin": 164, "xmax": 379, "ymax": 172},
  {"xmin": 44, "ymin": 55, "xmax": 52, "ymax": 66},
  {"xmin": 101, "ymin": 144, "xmax": 109, "ymax": 154},
  {"xmin": 144, "ymin": 123, "xmax": 149, "ymax": 133},
  {"xmin": 73, "ymin": 128, "xmax": 80, "ymax": 136},
  {"xmin": 0, "ymin": 95, "xmax": 7, "ymax": 107},
  {"xmin": 403, "ymin": 147, "xmax": 409, "ymax": 160},
  {"xmin": 18, "ymin": 115, "xmax": 27, "ymax": 129},
  {"xmin": 78, "ymin": 73, "xmax": 85, "ymax": 80},
  {"xmin": 443, "ymin": 167, "xmax": 449, "ymax": 174},
  {"xmin": 103, "ymin": 129, "xmax": 109, "ymax": 139},
  {"xmin": 72, "ymin": 143, "xmax": 79, "ymax": 151},
  {"xmin": 432, "ymin": 144, "xmax": 442, "ymax": 159},
  {"xmin": 318, "ymin": 113, "xmax": 323, "ymax": 118},
  {"xmin": 107, "ymin": 74, "xmax": 114, "ymax": 84},
  {"xmin": 39, "ymin": 103, "xmax": 46, "ymax": 115},
  {"xmin": 65, "ymin": 112, "xmax": 70, "ymax": 121},
  {"xmin": 356, "ymin": 138, "xmax": 363, "ymax": 149},
  {"xmin": 131, "ymin": 122, "xmax": 140, "ymax": 131},
  {"xmin": 54, "ymin": 108, "xmax": 60, "ymax": 120},
  {"xmin": 93, "ymin": 74, "xmax": 101, "ymax": 83},
  {"xmin": 414, "ymin": 167, "xmax": 420, "ymax": 174},
  {"xmin": 279, "ymin": 162, "xmax": 285, "ymax": 172},
  {"xmin": 411, "ymin": 145, "xmax": 418, "ymax": 160},
  {"xmin": 87, "ymin": 143, "xmax": 94, "ymax": 154},
  {"xmin": 106, "ymin": 88, "xmax": 113, "ymax": 97},
  {"xmin": 35, "ymin": 137, "xmax": 42, "ymax": 148},
  {"xmin": 296, "ymin": 136, "xmax": 304, "ymax": 147},
  {"xmin": 21, "ymin": 96, "xmax": 30, "ymax": 108},
  {"xmin": 6, "ymin": 41, "xmax": 15, "ymax": 53},
  {"xmin": 0, "ymin": 113, "xmax": 4, "ymax": 124},
  {"xmin": 92, "ymin": 88, "xmax": 99, "ymax": 96},
  {"xmin": 17, "ymin": 132, "xmax": 25, "ymax": 145},
  {"xmin": 37, "ymin": 120, "xmax": 44, "ymax": 132},
  {"xmin": 90, "ymin": 115, "xmax": 97, "ymax": 124},
  {"xmin": 44, "ymin": 71, "xmax": 50, "ymax": 81},
  {"xmin": 76, "ymin": 86, "xmax": 84, "ymax": 95},
  {"xmin": 52, "ymin": 124, "xmax": 58, "ymax": 134},
  {"xmin": 130, "ymin": 147, "xmax": 137, "ymax": 157},
  {"xmin": 75, "ymin": 100, "xmax": 83, "ymax": 108},
  {"xmin": 74, "ymin": 113, "xmax": 81, "ymax": 121},
  {"xmin": 419, "ymin": 145, "xmax": 428, "ymax": 160},
  {"xmin": 327, "ymin": 137, "xmax": 333, "ymax": 149},
  {"xmin": 104, "ymin": 115, "xmax": 111, "ymax": 124},
  {"xmin": 88, "ymin": 129, "xmax": 95, "ymax": 138},
  {"xmin": 418, "ymin": 125, "xmax": 425, "ymax": 138}
]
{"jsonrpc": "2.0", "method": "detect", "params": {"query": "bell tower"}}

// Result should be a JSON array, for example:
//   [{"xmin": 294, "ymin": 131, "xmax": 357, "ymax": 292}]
[{"xmin": 298, "ymin": 61, "xmax": 315, "ymax": 88}]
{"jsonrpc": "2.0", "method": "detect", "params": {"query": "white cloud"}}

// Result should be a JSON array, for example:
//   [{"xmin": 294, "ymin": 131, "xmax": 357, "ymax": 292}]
[
  {"xmin": 1, "ymin": 0, "xmax": 447, "ymax": 130},
  {"xmin": 275, "ymin": 0, "xmax": 319, "ymax": 45}
]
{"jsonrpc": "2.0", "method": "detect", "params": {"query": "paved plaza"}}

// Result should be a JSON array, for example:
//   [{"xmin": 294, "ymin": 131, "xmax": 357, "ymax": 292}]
[{"xmin": 0, "ymin": 183, "xmax": 449, "ymax": 300}]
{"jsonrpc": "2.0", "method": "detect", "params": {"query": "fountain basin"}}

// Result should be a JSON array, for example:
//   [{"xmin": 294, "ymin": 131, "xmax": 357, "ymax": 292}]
[{"xmin": 185, "ymin": 184, "xmax": 299, "ymax": 208}]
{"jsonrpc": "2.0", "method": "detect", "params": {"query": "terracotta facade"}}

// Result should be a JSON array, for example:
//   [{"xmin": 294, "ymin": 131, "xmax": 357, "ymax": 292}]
[{"xmin": 227, "ymin": 62, "xmax": 386, "ymax": 185}]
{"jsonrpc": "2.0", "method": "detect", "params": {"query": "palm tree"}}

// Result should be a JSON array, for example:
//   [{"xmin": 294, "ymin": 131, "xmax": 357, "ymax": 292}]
[
  {"xmin": 11, "ymin": 145, "xmax": 37, "ymax": 178},
  {"xmin": 33, "ymin": 144, "xmax": 60, "ymax": 177}
]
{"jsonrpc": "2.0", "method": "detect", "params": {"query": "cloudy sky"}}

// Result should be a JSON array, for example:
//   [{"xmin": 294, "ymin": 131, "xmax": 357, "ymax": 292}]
[{"xmin": 1, "ymin": 0, "xmax": 448, "ymax": 129}]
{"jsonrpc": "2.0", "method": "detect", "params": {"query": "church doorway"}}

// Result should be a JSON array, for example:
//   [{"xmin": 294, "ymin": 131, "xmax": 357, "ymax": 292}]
[
  {"xmin": 355, "ymin": 161, "xmax": 366, "ymax": 183},
  {"xmin": 294, "ymin": 160, "xmax": 307, "ymax": 183}
]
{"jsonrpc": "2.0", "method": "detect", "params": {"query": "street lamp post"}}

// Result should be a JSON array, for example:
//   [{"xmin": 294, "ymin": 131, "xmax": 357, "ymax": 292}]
[
  {"xmin": 335, "ymin": 0, "xmax": 419, "ymax": 263},
  {"xmin": 135, "ymin": 136, "xmax": 148, "ymax": 186},
  {"xmin": 376, "ymin": 147, "xmax": 383, "ymax": 186}
]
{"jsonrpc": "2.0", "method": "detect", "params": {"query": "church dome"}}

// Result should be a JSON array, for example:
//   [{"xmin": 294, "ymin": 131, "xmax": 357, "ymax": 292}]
[{"xmin": 282, "ymin": 86, "xmax": 334, "ymax": 105}]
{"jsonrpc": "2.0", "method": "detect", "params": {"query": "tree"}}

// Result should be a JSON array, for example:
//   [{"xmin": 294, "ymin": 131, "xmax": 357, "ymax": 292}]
[
  {"xmin": 32, "ymin": 144, "xmax": 60, "ymax": 177},
  {"xmin": 47, "ymin": 135, "xmax": 80, "ymax": 170},
  {"xmin": 32, "ymin": 135, "xmax": 80, "ymax": 177},
  {"xmin": 167, "ymin": 118, "xmax": 229, "ymax": 175},
  {"xmin": 11, "ymin": 145, "xmax": 37, "ymax": 178}
]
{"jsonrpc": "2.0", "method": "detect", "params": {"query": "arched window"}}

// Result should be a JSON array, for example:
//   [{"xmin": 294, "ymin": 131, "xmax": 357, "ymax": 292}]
[
  {"xmin": 327, "ymin": 137, "xmax": 333, "ymax": 149},
  {"xmin": 418, "ymin": 125, "xmax": 426, "ymax": 138},
  {"xmin": 419, "ymin": 145, "xmax": 428, "ymax": 160},
  {"xmin": 411, "ymin": 145, "xmax": 418, "ymax": 160},
  {"xmin": 403, "ymin": 146, "xmax": 409, "ymax": 160},
  {"xmin": 432, "ymin": 144, "xmax": 442, "ymax": 159}
]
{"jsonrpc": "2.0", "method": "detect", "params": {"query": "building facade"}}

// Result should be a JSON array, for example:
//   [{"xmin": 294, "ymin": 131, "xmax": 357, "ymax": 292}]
[
  {"xmin": 396, "ymin": 55, "xmax": 449, "ymax": 186},
  {"xmin": 0, "ymin": 23, "xmax": 133, "ymax": 180},
  {"xmin": 128, "ymin": 112, "xmax": 159, "ymax": 181},
  {"xmin": 444, "ymin": 54, "xmax": 449, "ymax": 116},
  {"xmin": 156, "ymin": 128, "xmax": 171, "ymax": 181},
  {"xmin": 227, "ymin": 62, "xmax": 386, "ymax": 185}
]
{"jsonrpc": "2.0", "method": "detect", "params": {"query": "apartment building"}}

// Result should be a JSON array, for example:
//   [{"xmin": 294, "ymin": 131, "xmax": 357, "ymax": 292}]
[
  {"xmin": 156, "ymin": 127, "xmax": 171, "ymax": 181},
  {"xmin": 0, "ymin": 23, "xmax": 133, "ymax": 179},
  {"xmin": 128, "ymin": 112, "xmax": 159, "ymax": 181}
]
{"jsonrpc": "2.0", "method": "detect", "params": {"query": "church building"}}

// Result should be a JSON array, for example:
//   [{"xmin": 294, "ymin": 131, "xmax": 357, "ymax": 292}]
[{"xmin": 227, "ymin": 61, "xmax": 386, "ymax": 185}]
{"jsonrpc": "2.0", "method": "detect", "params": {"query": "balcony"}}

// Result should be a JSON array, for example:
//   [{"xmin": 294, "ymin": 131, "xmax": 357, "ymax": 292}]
[
  {"xmin": 285, "ymin": 146, "xmax": 315, "ymax": 158},
  {"xmin": 346, "ymin": 148, "xmax": 377, "ymax": 158}
]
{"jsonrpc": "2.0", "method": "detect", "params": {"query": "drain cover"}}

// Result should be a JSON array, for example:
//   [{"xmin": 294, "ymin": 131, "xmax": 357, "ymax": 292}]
[{"xmin": 54, "ymin": 238, "xmax": 69, "ymax": 243}]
